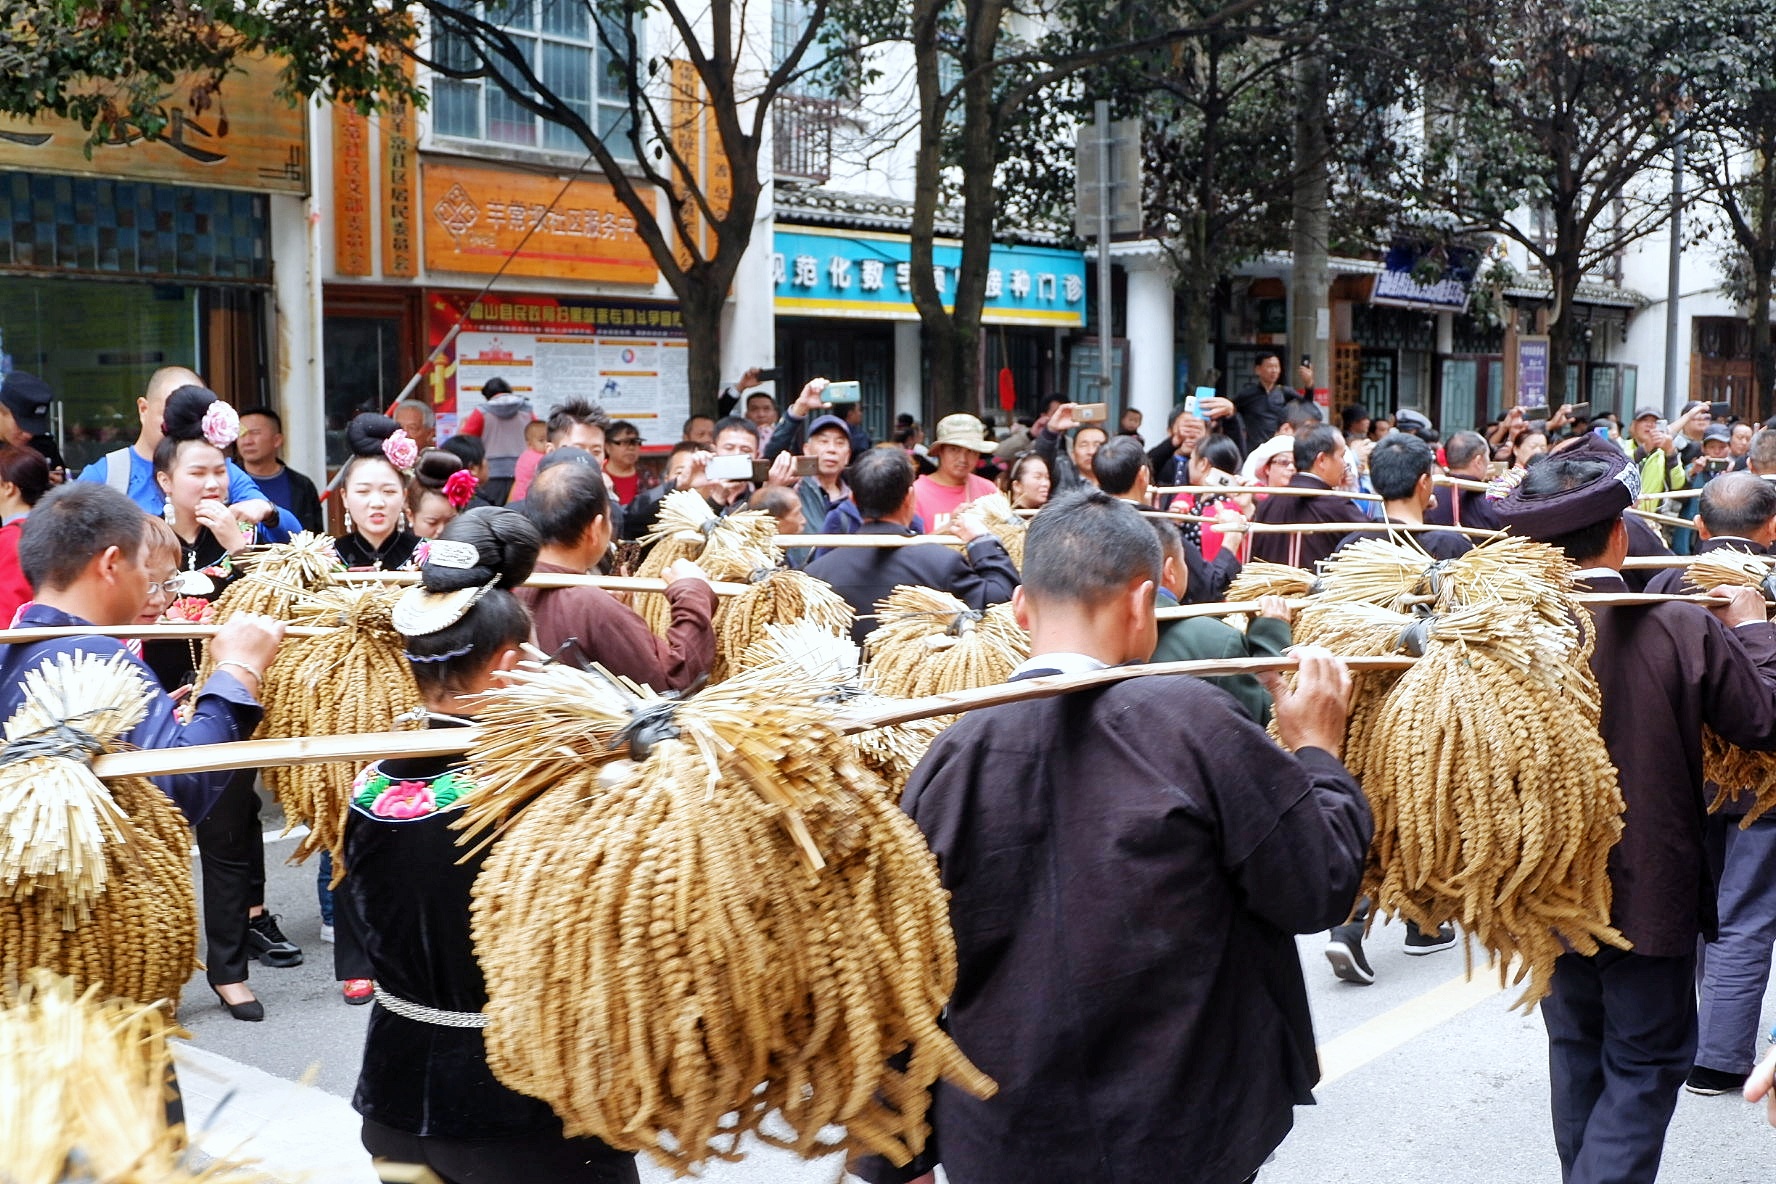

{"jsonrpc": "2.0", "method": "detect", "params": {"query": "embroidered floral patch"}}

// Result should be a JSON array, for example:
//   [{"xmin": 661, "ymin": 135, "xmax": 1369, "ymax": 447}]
[{"xmin": 351, "ymin": 765, "xmax": 475, "ymax": 820}]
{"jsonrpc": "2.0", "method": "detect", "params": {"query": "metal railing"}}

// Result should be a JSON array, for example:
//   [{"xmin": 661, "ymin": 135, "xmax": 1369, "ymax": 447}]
[{"xmin": 773, "ymin": 94, "xmax": 839, "ymax": 184}]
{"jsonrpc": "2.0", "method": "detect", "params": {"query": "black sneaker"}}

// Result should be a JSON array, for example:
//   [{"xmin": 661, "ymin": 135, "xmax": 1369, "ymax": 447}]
[
  {"xmin": 246, "ymin": 913, "xmax": 304, "ymax": 968},
  {"xmin": 1325, "ymin": 922, "xmax": 1374, "ymax": 985},
  {"xmin": 1685, "ymin": 1065, "xmax": 1748, "ymax": 1096},
  {"xmin": 1403, "ymin": 922, "xmax": 1457, "ymax": 956}
]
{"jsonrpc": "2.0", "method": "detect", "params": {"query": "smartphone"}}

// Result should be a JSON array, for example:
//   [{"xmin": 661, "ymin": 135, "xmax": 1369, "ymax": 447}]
[
  {"xmin": 793, "ymin": 455, "xmax": 819, "ymax": 477},
  {"xmin": 1706, "ymin": 457, "xmax": 1731, "ymax": 472},
  {"xmin": 824, "ymin": 380, "xmax": 862, "ymax": 404},
  {"xmin": 1075, "ymin": 402, "xmax": 1109, "ymax": 423},
  {"xmin": 1183, "ymin": 395, "xmax": 1200, "ymax": 418},
  {"xmin": 756, "ymin": 367, "xmax": 781, "ymax": 382},
  {"xmin": 706, "ymin": 455, "xmax": 756, "ymax": 482},
  {"xmin": 1299, "ymin": 355, "xmax": 1312, "ymax": 368},
  {"xmin": 1566, "ymin": 402, "xmax": 1590, "ymax": 418},
  {"xmin": 1710, "ymin": 400, "xmax": 1733, "ymax": 419},
  {"xmin": 1593, "ymin": 424, "xmax": 1614, "ymax": 441}
]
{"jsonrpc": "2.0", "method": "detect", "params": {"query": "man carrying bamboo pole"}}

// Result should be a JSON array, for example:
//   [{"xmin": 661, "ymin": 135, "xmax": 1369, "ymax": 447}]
[
  {"xmin": 0, "ymin": 483, "xmax": 284, "ymax": 824},
  {"xmin": 1495, "ymin": 433, "xmax": 1776, "ymax": 1184},
  {"xmin": 855, "ymin": 489, "xmax": 1368, "ymax": 1184}
]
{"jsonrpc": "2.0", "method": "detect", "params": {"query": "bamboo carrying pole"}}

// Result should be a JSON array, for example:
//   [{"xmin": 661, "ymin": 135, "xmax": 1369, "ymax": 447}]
[
  {"xmin": 1435, "ymin": 473, "xmax": 1704, "ymax": 500},
  {"xmin": 331, "ymin": 569, "xmax": 755, "ymax": 596},
  {"xmin": 1151, "ymin": 591, "xmax": 1734, "ymax": 621},
  {"xmin": 1148, "ymin": 484, "xmax": 1385, "ymax": 502},
  {"xmin": 89, "ymin": 656, "xmax": 1422, "ymax": 781}
]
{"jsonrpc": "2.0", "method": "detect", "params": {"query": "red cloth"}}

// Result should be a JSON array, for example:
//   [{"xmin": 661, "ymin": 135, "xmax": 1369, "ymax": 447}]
[
  {"xmin": 0, "ymin": 521, "xmax": 32, "ymax": 626},
  {"xmin": 459, "ymin": 407, "xmax": 486, "ymax": 436},
  {"xmin": 508, "ymin": 448, "xmax": 546, "ymax": 502},
  {"xmin": 610, "ymin": 471, "xmax": 641, "ymax": 505}
]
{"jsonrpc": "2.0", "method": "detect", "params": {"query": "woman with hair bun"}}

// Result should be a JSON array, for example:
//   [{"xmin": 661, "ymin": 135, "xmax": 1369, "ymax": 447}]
[
  {"xmin": 341, "ymin": 507, "xmax": 639, "ymax": 1184},
  {"xmin": 335, "ymin": 414, "xmax": 423, "ymax": 570},
  {"xmin": 150, "ymin": 384, "xmax": 304, "ymax": 1021},
  {"xmin": 406, "ymin": 448, "xmax": 479, "ymax": 541}
]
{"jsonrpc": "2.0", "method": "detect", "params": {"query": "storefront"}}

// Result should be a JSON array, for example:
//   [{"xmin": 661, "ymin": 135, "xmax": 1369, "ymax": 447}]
[
  {"xmin": 771, "ymin": 224, "xmax": 1087, "ymax": 434},
  {"xmin": 0, "ymin": 55, "xmax": 306, "ymax": 469}
]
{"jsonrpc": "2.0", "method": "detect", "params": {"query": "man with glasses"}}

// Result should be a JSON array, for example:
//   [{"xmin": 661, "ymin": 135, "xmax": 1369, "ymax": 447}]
[{"xmin": 600, "ymin": 420, "xmax": 658, "ymax": 510}]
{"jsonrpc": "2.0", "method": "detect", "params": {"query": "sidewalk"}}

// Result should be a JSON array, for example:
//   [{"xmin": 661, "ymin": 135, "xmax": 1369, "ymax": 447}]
[{"xmin": 174, "ymin": 1042, "xmax": 378, "ymax": 1183}]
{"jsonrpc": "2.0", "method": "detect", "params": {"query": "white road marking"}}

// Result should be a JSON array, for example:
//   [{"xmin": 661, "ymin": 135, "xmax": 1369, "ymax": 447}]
[{"xmin": 1315, "ymin": 963, "xmax": 1510, "ymax": 1087}]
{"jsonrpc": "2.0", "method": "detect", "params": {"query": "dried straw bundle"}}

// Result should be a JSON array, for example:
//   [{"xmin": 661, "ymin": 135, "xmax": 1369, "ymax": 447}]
[
  {"xmin": 1310, "ymin": 599, "xmax": 1624, "ymax": 1006},
  {"xmin": 1680, "ymin": 548, "xmax": 1776, "ymax": 823},
  {"xmin": 256, "ymin": 585, "xmax": 420, "ymax": 872},
  {"xmin": 464, "ymin": 664, "xmax": 993, "ymax": 1171},
  {"xmin": 956, "ymin": 493, "xmax": 1027, "ymax": 569},
  {"xmin": 1226, "ymin": 561, "xmax": 1317, "ymax": 602},
  {"xmin": 712, "ymin": 569, "xmax": 854, "ymax": 683},
  {"xmin": 211, "ymin": 532, "xmax": 341, "ymax": 621},
  {"xmin": 740, "ymin": 622, "xmax": 946, "ymax": 792},
  {"xmin": 0, "ymin": 656, "xmax": 196, "ymax": 1008},
  {"xmin": 635, "ymin": 491, "xmax": 779, "ymax": 635},
  {"xmin": 863, "ymin": 586, "xmax": 1030, "ymax": 699},
  {"xmin": 0, "ymin": 971, "xmax": 268, "ymax": 1184}
]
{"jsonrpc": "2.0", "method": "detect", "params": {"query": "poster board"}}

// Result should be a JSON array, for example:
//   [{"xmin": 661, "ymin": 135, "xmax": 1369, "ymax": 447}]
[{"xmin": 426, "ymin": 291, "xmax": 688, "ymax": 445}]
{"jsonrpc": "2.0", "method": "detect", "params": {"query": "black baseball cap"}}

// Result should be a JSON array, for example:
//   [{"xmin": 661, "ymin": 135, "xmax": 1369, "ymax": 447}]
[{"xmin": 0, "ymin": 371, "xmax": 53, "ymax": 437}]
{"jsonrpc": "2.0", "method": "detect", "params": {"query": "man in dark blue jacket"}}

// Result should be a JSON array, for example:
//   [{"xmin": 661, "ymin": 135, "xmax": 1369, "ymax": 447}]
[
  {"xmin": 805, "ymin": 446, "xmax": 1018, "ymax": 647},
  {"xmin": 0, "ymin": 483, "xmax": 282, "ymax": 824}
]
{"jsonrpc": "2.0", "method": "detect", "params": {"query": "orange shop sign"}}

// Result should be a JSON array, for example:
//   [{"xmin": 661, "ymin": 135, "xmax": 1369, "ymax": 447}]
[
  {"xmin": 421, "ymin": 162, "xmax": 657, "ymax": 284},
  {"xmin": 0, "ymin": 54, "xmax": 307, "ymax": 194}
]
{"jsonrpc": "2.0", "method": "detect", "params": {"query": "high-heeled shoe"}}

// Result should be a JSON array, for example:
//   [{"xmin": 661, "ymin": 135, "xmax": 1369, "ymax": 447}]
[{"xmin": 211, "ymin": 983, "xmax": 264, "ymax": 1022}]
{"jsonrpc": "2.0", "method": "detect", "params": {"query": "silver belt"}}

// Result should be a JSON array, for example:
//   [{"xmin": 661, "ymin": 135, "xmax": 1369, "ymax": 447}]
[{"xmin": 373, "ymin": 985, "xmax": 488, "ymax": 1028}]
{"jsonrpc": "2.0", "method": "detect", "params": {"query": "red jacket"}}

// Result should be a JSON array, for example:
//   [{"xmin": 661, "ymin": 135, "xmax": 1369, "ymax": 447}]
[{"xmin": 0, "ymin": 519, "xmax": 32, "ymax": 625}]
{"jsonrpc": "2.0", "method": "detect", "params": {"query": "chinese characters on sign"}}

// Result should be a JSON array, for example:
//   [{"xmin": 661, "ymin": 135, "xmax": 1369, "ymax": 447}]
[
  {"xmin": 421, "ymin": 163, "xmax": 658, "ymax": 284},
  {"xmin": 0, "ymin": 55, "xmax": 308, "ymax": 194},
  {"xmin": 771, "ymin": 227, "xmax": 1088, "ymax": 326},
  {"xmin": 333, "ymin": 105, "xmax": 373, "ymax": 276},
  {"xmin": 381, "ymin": 63, "xmax": 419, "ymax": 278}
]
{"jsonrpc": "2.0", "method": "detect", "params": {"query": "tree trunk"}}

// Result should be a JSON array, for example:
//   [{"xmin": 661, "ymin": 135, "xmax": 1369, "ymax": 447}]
[
  {"xmin": 1179, "ymin": 229, "xmax": 1217, "ymax": 392},
  {"xmin": 678, "ymin": 281, "xmax": 729, "ymax": 419},
  {"xmin": 1288, "ymin": 54, "xmax": 1330, "ymax": 398},
  {"xmin": 1544, "ymin": 258, "xmax": 1583, "ymax": 413},
  {"xmin": 1752, "ymin": 257, "xmax": 1775, "ymax": 421}
]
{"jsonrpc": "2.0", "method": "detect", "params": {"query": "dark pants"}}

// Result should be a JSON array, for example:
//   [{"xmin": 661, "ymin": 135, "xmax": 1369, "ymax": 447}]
[
  {"xmin": 479, "ymin": 477, "xmax": 514, "ymax": 507},
  {"xmin": 1542, "ymin": 947, "xmax": 1696, "ymax": 1184},
  {"xmin": 194, "ymin": 770, "xmax": 266, "ymax": 986},
  {"xmin": 361, "ymin": 1119, "xmax": 638, "ymax": 1184},
  {"xmin": 1696, "ymin": 813, "xmax": 1776, "ymax": 1074}
]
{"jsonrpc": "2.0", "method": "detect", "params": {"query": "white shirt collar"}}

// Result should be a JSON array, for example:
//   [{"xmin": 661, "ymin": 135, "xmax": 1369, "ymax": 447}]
[
  {"xmin": 1011, "ymin": 652, "xmax": 1110, "ymax": 678},
  {"xmin": 1571, "ymin": 567, "xmax": 1620, "ymax": 582}
]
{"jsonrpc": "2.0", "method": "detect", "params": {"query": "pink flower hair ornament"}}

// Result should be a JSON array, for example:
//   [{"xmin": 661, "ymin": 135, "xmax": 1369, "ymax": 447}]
[
  {"xmin": 201, "ymin": 401, "xmax": 240, "ymax": 449},
  {"xmin": 383, "ymin": 429, "xmax": 419, "ymax": 474},
  {"xmin": 443, "ymin": 468, "xmax": 479, "ymax": 510}
]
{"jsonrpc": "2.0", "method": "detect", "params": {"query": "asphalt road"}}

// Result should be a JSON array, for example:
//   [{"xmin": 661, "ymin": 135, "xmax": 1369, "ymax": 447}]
[{"xmin": 174, "ymin": 798, "xmax": 1776, "ymax": 1183}]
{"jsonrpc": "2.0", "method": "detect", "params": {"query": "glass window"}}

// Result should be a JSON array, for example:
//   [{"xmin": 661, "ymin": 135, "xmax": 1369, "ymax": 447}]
[{"xmin": 430, "ymin": 1, "xmax": 635, "ymax": 158}]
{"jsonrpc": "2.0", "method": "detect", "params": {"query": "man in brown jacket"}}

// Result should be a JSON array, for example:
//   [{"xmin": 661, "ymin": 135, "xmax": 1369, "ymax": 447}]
[{"xmin": 515, "ymin": 460, "xmax": 716, "ymax": 692}]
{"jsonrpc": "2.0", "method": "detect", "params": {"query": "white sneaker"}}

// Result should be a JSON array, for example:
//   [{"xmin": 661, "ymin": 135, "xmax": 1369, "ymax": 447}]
[{"xmin": 320, "ymin": 923, "xmax": 335, "ymax": 943}]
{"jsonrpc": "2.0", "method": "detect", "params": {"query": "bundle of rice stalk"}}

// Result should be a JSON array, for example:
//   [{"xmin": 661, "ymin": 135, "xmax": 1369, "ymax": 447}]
[
  {"xmin": 634, "ymin": 491, "xmax": 779, "ymax": 635},
  {"xmin": 256, "ymin": 585, "xmax": 420, "ymax": 873},
  {"xmin": 0, "ymin": 656, "xmax": 196, "ymax": 1009},
  {"xmin": 740, "ymin": 622, "xmax": 946, "ymax": 793},
  {"xmin": 466, "ymin": 663, "xmax": 993, "ymax": 1171},
  {"xmin": 956, "ymin": 492, "xmax": 1027, "ymax": 569},
  {"xmin": 863, "ymin": 586, "xmax": 1030, "ymax": 699},
  {"xmin": 1314, "ymin": 534, "xmax": 1577, "ymax": 621},
  {"xmin": 212, "ymin": 531, "xmax": 341, "ymax": 620},
  {"xmin": 1226, "ymin": 561, "xmax": 1317, "ymax": 602},
  {"xmin": 1314, "ymin": 599, "xmax": 1623, "ymax": 1006},
  {"xmin": 0, "ymin": 971, "xmax": 269, "ymax": 1184},
  {"xmin": 1667, "ymin": 548, "xmax": 1776, "ymax": 825},
  {"xmin": 713, "ymin": 568, "xmax": 854, "ymax": 683}
]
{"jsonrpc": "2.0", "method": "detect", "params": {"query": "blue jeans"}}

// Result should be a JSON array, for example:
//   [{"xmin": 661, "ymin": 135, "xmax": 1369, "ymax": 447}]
[
  {"xmin": 1696, "ymin": 813, "xmax": 1776, "ymax": 1074},
  {"xmin": 316, "ymin": 851, "xmax": 335, "ymax": 926}
]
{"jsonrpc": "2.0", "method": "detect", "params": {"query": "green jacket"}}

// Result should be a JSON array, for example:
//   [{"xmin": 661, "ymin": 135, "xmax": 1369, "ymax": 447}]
[{"xmin": 1151, "ymin": 591, "xmax": 1293, "ymax": 724}]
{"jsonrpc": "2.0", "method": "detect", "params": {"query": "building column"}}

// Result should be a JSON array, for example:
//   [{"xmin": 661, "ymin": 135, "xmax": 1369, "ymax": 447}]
[
  {"xmin": 722, "ymin": 199, "xmax": 778, "ymax": 397},
  {"xmin": 893, "ymin": 319, "xmax": 922, "ymax": 423},
  {"xmin": 1122, "ymin": 254, "xmax": 1177, "ymax": 436},
  {"xmin": 270, "ymin": 107, "xmax": 326, "ymax": 484}
]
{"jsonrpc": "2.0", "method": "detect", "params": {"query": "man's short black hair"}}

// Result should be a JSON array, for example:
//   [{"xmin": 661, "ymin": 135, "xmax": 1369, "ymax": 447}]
[
  {"xmin": 1367, "ymin": 431, "xmax": 1436, "ymax": 501},
  {"xmin": 849, "ymin": 445, "xmax": 915, "ymax": 519},
  {"xmin": 521, "ymin": 457, "xmax": 610, "ymax": 547},
  {"xmin": 1023, "ymin": 489, "xmax": 1161, "ymax": 604},
  {"xmin": 19, "ymin": 483, "xmax": 147, "ymax": 592},
  {"xmin": 683, "ymin": 414, "xmax": 713, "ymax": 437},
  {"xmin": 547, "ymin": 397, "xmax": 610, "ymax": 442},
  {"xmin": 238, "ymin": 405, "xmax": 282, "ymax": 432},
  {"xmin": 440, "ymin": 433, "xmax": 484, "ymax": 467},
  {"xmin": 1293, "ymin": 423, "xmax": 1344, "ymax": 471},
  {"xmin": 1445, "ymin": 430, "xmax": 1489, "ymax": 471},
  {"xmin": 1149, "ymin": 516, "xmax": 1185, "ymax": 566},
  {"xmin": 1283, "ymin": 401, "xmax": 1324, "ymax": 432},
  {"xmin": 745, "ymin": 391, "xmax": 776, "ymax": 409},
  {"xmin": 1340, "ymin": 403, "xmax": 1371, "ymax": 434},
  {"xmin": 1253, "ymin": 350, "xmax": 1281, "ymax": 366},
  {"xmin": 1093, "ymin": 435, "xmax": 1150, "ymax": 497},
  {"xmin": 713, "ymin": 415, "xmax": 755, "ymax": 443},
  {"xmin": 668, "ymin": 439, "xmax": 700, "ymax": 460},
  {"xmin": 1699, "ymin": 471, "xmax": 1776, "ymax": 539},
  {"xmin": 1519, "ymin": 457, "xmax": 1621, "ymax": 562}
]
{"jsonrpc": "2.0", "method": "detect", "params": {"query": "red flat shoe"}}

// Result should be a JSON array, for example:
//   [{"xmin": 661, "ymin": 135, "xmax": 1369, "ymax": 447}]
[{"xmin": 342, "ymin": 978, "xmax": 374, "ymax": 1006}]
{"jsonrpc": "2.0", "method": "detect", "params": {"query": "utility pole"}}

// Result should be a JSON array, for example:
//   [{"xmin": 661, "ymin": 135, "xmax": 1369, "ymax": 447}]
[
  {"xmin": 1096, "ymin": 98, "xmax": 1114, "ymax": 402},
  {"xmin": 1663, "ymin": 116, "xmax": 1685, "ymax": 416}
]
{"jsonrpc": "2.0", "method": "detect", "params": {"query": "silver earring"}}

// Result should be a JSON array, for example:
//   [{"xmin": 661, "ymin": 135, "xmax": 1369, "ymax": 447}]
[
  {"xmin": 344, "ymin": 510, "xmax": 354, "ymax": 534},
  {"xmin": 162, "ymin": 500, "xmax": 175, "ymax": 525}
]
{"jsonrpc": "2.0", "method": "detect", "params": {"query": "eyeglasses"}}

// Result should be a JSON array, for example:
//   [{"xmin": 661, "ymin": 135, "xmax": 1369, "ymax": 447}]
[{"xmin": 146, "ymin": 574, "xmax": 186, "ymax": 597}]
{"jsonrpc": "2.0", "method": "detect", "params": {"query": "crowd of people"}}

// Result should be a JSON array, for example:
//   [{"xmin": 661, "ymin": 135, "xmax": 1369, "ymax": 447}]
[{"xmin": 3, "ymin": 355, "xmax": 1776, "ymax": 1184}]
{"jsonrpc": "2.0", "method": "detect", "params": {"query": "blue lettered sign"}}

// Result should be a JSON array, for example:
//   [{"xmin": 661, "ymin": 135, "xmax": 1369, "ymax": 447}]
[{"xmin": 772, "ymin": 226, "xmax": 1087, "ymax": 327}]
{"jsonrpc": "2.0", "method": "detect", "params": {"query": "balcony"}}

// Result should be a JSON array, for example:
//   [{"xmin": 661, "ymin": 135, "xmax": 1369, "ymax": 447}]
[{"xmin": 774, "ymin": 93, "xmax": 839, "ymax": 185}]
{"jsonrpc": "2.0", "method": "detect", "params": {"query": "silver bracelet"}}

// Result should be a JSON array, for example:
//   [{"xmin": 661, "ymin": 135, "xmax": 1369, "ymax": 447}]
[{"xmin": 215, "ymin": 659, "xmax": 264, "ymax": 683}]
